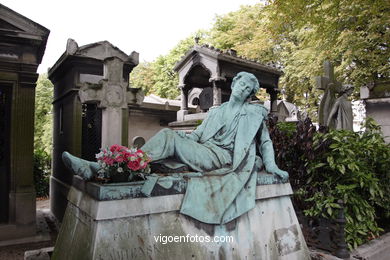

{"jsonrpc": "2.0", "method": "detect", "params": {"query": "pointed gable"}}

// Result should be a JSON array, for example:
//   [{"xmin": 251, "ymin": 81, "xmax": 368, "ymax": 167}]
[
  {"xmin": 0, "ymin": 4, "xmax": 49, "ymax": 64},
  {"xmin": 48, "ymin": 40, "xmax": 139, "ymax": 79},
  {"xmin": 76, "ymin": 41, "xmax": 131, "ymax": 62}
]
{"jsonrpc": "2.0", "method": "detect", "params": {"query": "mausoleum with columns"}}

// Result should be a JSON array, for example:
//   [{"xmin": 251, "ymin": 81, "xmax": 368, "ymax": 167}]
[{"xmin": 172, "ymin": 43, "xmax": 282, "ymax": 125}]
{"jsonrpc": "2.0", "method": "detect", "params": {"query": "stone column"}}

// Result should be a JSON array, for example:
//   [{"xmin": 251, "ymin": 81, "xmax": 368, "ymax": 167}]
[
  {"xmin": 177, "ymin": 84, "xmax": 188, "ymax": 121},
  {"xmin": 209, "ymin": 76, "xmax": 226, "ymax": 108},
  {"xmin": 267, "ymin": 88, "xmax": 279, "ymax": 114},
  {"xmin": 100, "ymin": 57, "xmax": 128, "ymax": 147}
]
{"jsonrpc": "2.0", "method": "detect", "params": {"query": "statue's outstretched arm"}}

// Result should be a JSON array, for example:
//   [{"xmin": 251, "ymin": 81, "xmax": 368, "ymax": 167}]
[{"xmin": 258, "ymin": 122, "xmax": 289, "ymax": 182}]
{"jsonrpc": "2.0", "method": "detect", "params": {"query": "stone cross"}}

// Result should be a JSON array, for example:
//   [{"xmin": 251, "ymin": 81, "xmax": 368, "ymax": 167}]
[
  {"xmin": 316, "ymin": 61, "xmax": 342, "ymax": 126},
  {"xmin": 78, "ymin": 56, "xmax": 144, "ymax": 148}
]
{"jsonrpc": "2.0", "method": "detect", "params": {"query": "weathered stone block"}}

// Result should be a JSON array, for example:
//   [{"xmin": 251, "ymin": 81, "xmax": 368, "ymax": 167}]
[{"xmin": 52, "ymin": 175, "xmax": 310, "ymax": 260}]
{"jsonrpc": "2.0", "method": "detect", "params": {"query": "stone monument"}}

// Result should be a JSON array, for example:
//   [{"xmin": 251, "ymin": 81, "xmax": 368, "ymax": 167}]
[
  {"xmin": 0, "ymin": 4, "xmax": 49, "ymax": 244},
  {"xmin": 316, "ymin": 61, "xmax": 342, "ymax": 126},
  {"xmin": 361, "ymin": 80, "xmax": 390, "ymax": 143},
  {"xmin": 48, "ymin": 39, "xmax": 139, "ymax": 221},
  {"xmin": 327, "ymin": 84, "xmax": 354, "ymax": 130},
  {"xmin": 53, "ymin": 72, "xmax": 310, "ymax": 260}
]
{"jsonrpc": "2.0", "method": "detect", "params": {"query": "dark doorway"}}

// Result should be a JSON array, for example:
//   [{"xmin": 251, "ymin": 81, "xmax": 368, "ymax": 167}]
[
  {"xmin": 0, "ymin": 84, "xmax": 12, "ymax": 223},
  {"xmin": 81, "ymin": 103, "xmax": 102, "ymax": 161}
]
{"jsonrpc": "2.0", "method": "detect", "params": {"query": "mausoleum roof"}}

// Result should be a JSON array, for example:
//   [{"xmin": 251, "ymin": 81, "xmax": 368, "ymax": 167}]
[
  {"xmin": 48, "ymin": 39, "xmax": 138, "ymax": 79},
  {"xmin": 0, "ymin": 3, "xmax": 50, "ymax": 64},
  {"xmin": 139, "ymin": 94, "xmax": 196, "ymax": 111},
  {"xmin": 174, "ymin": 44, "xmax": 282, "ymax": 76}
]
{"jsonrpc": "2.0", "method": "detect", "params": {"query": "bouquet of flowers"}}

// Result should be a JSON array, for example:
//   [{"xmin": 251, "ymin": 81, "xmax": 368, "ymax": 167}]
[{"xmin": 95, "ymin": 144, "xmax": 151, "ymax": 182}]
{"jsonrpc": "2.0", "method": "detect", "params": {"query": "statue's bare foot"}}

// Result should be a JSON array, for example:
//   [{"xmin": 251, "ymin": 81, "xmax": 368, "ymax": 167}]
[{"xmin": 62, "ymin": 152, "xmax": 99, "ymax": 180}]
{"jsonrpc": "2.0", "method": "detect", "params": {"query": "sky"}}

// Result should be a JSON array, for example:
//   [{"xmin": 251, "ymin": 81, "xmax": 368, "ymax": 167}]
[{"xmin": 2, "ymin": 0, "xmax": 260, "ymax": 73}]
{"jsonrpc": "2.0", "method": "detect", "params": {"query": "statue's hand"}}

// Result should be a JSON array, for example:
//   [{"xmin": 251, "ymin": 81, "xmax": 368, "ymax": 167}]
[{"xmin": 266, "ymin": 166, "xmax": 289, "ymax": 182}]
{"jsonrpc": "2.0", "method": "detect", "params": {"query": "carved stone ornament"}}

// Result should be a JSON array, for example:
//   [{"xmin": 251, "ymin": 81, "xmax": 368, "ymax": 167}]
[{"xmin": 66, "ymin": 38, "xmax": 78, "ymax": 55}]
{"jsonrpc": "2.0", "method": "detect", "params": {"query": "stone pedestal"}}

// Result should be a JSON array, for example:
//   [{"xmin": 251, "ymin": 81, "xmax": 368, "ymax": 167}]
[{"xmin": 52, "ymin": 174, "xmax": 310, "ymax": 260}]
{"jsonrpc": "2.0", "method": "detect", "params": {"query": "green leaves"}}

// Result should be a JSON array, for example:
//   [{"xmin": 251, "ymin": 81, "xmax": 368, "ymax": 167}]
[
  {"xmin": 208, "ymin": 0, "xmax": 390, "ymax": 119},
  {"xmin": 130, "ymin": 31, "xmax": 208, "ymax": 99},
  {"xmin": 271, "ymin": 116, "xmax": 390, "ymax": 249},
  {"xmin": 304, "ymin": 124, "xmax": 390, "ymax": 249},
  {"xmin": 34, "ymin": 74, "xmax": 53, "ymax": 155}
]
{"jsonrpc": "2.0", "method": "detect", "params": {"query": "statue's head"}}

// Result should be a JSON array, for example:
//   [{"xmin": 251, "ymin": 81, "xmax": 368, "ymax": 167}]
[
  {"xmin": 340, "ymin": 84, "xmax": 354, "ymax": 95},
  {"xmin": 231, "ymin": 72, "xmax": 260, "ymax": 100}
]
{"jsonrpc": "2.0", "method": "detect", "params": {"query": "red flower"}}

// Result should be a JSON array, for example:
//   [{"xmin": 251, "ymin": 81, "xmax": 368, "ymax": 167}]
[
  {"xmin": 127, "ymin": 160, "xmax": 141, "ymax": 171},
  {"xmin": 115, "ymin": 156, "xmax": 125, "ymax": 163},
  {"xmin": 110, "ymin": 144, "xmax": 125, "ymax": 153},
  {"xmin": 103, "ymin": 157, "xmax": 115, "ymax": 166}
]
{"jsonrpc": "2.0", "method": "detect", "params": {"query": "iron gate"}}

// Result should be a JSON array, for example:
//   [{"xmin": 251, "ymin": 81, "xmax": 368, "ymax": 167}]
[
  {"xmin": 0, "ymin": 84, "xmax": 12, "ymax": 223},
  {"xmin": 81, "ymin": 103, "xmax": 102, "ymax": 162}
]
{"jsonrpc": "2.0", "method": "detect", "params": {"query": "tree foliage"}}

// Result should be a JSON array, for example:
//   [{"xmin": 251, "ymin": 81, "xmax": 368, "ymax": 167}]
[
  {"xmin": 131, "ymin": 0, "xmax": 389, "ymax": 119},
  {"xmin": 34, "ymin": 73, "xmax": 53, "ymax": 197},
  {"xmin": 209, "ymin": 0, "xmax": 390, "ymax": 117},
  {"xmin": 130, "ymin": 62, "xmax": 156, "ymax": 95},
  {"xmin": 34, "ymin": 73, "xmax": 53, "ymax": 155},
  {"xmin": 131, "ymin": 31, "xmax": 208, "ymax": 99}
]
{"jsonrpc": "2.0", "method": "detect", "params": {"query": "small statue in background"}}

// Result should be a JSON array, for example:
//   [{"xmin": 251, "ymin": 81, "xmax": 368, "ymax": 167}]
[
  {"xmin": 316, "ymin": 61, "xmax": 342, "ymax": 126},
  {"xmin": 327, "ymin": 84, "xmax": 354, "ymax": 131}
]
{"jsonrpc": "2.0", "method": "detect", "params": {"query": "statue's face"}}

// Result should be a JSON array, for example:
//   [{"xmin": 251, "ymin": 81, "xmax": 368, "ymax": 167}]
[
  {"xmin": 231, "ymin": 75, "xmax": 255, "ymax": 101},
  {"xmin": 346, "ymin": 87, "xmax": 354, "ymax": 96}
]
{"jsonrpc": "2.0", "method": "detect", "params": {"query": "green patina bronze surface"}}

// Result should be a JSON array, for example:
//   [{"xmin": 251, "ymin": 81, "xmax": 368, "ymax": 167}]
[
  {"xmin": 63, "ymin": 71, "xmax": 288, "ymax": 225},
  {"xmin": 71, "ymin": 171, "xmax": 284, "ymax": 201}
]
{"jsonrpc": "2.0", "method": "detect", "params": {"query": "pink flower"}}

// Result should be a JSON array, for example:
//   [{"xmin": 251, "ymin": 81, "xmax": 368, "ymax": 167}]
[
  {"xmin": 127, "ymin": 160, "xmax": 140, "ymax": 171},
  {"xmin": 123, "ymin": 151, "xmax": 131, "ymax": 159},
  {"xmin": 103, "ymin": 157, "xmax": 115, "ymax": 166},
  {"xmin": 110, "ymin": 144, "xmax": 125, "ymax": 153},
  {"xmin": 128, "ymin": 153, "xmax": 137, "ymax": 161},
  {"xmin": 115, "ymin": 156, "xmax": 124, "ymax": 163}
]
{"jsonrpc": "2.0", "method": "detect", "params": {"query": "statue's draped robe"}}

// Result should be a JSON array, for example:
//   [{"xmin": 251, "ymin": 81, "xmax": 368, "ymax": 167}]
[
  {"xmin": 328, "ymin": 96, "xmax": 353, "ymax": 130},
  {"xmin": 319, "ymin": 83, "xmax": 337, "ymax": 126},
  {"xmin": 142, "ymin": 102, "xmax": 272, "ymax": 224}
]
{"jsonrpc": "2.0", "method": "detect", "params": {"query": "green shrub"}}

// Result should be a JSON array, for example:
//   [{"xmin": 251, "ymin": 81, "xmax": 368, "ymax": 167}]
[
  {"xmin": 305, "ymin": 120, "xmax": 390, "ymax": 248},
  {"xmin": 33, "ymin": 150, "xmax": 51, "ymax": 198},
  {"xmin": 269, "ymin": 117, "xmax": 390, "ymax": 249}
]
